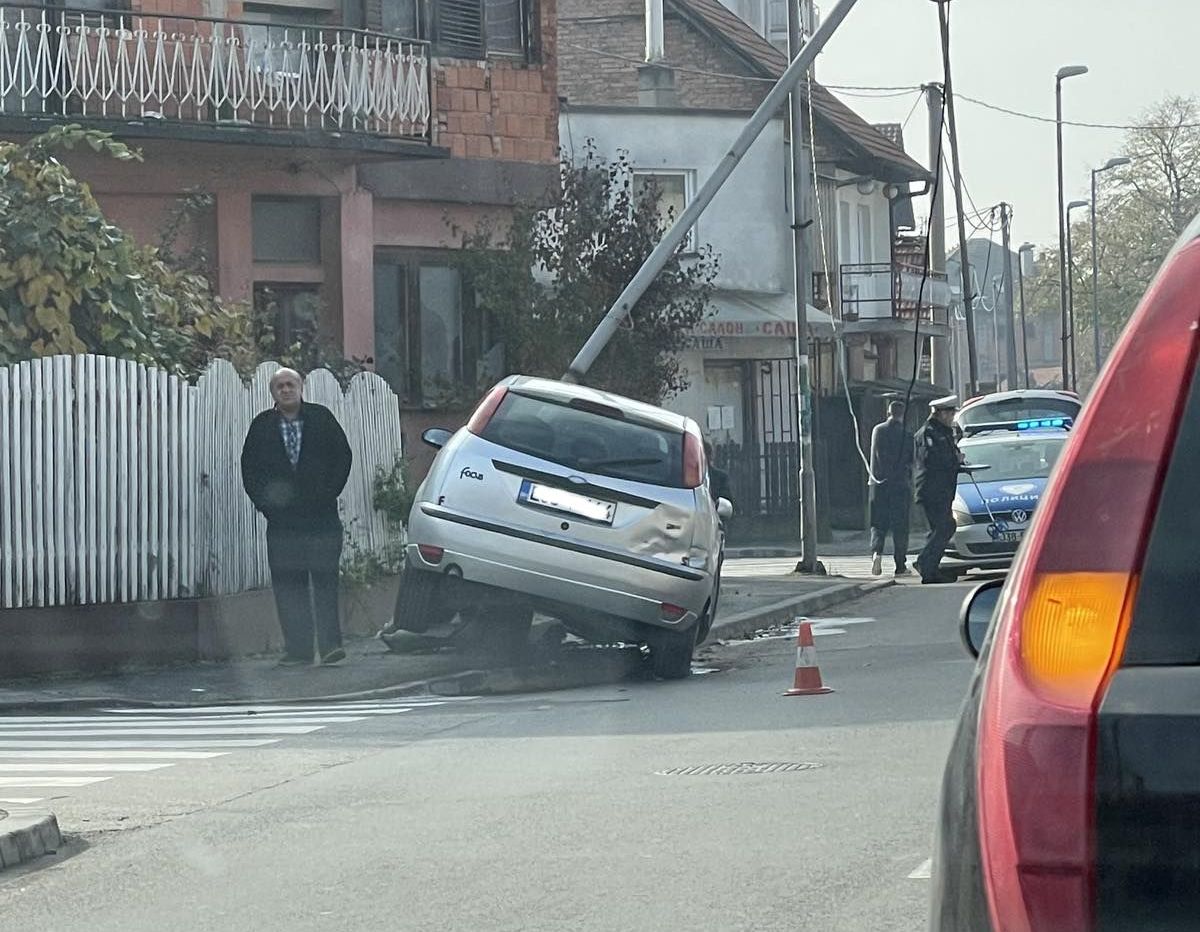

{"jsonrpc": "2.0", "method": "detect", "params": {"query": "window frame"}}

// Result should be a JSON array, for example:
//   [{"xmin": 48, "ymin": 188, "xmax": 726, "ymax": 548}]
[
  {"xmin": 251, "ymin": 196, "xmax": 323, "ymax": 265},
  {"xmin": 434, "ymin": 0, "xmax": 532, "ymax": 61},
  {"xmin": 372, "ymin": 249, "xmax": 489, "ymax": 407},
  {"xmin": 631, "ymin": 168, "xmax": 697, "ymax": 254}
]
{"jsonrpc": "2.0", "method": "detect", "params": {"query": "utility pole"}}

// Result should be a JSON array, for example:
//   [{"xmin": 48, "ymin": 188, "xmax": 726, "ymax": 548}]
[
  {"xmin": 925, "ymin": 82, "xmax": 951, "ymax": 391},
  {"xmin": 787, "ymin": 0, "xmax": 819, "ymax": 574},
  {"xmin": 999, "ymin": 203, "xmax": 1018, "ymax": 389},
  {"xmin": 935, "ymin": 0, "xmax": 979, "ymax": 396}
]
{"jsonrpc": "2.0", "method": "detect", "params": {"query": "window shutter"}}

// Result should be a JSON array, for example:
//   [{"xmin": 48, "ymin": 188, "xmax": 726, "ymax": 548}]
[{"xmin": 436, "ymin": 0, "xmax": 484, "ymax": 58}]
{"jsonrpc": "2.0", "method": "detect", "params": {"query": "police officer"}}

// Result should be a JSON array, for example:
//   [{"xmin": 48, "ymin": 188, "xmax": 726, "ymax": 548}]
[{"xmin": 913, "ymin": 395, "xmax": 964, "ymax": 584}]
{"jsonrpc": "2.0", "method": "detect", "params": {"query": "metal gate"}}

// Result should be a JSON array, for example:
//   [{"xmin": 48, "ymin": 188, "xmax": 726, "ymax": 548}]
[{"xmin": 712, "ymin": 359, "xmax": 799, "ymax": 531}]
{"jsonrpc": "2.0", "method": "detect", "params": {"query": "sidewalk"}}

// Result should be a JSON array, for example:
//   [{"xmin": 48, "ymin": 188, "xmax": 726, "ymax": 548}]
[{"xmin": 0, "ymin": 567, "xmax": 884, "ymax": 711}]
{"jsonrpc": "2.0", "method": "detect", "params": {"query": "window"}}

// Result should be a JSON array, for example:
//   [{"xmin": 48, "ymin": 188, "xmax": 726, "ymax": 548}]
[
  {"xmin": 381, "ymin": 0, "xmax": 422, "ymax": 37},
  {"xmin": 252, "ymin": 197, "xmax": 322, "ymax": 264},
  {"xmin": 253, "ymin": 285, "xmax": 324, "ymax": 355},
  {"xmin": 632, "ymin": 170, "xmax": 695, "ymax": 252},
  {"xmin": 374, "ymin": 252, "xmax": 497, "ymax": 404},
  {"xmin": 436, "ymin": 0, "xmax": 528, "ymax": 59},
  {"xmin": 856, "ymin": 203, "xmax": 873, "ymax": 264},
  {"xmin": 481, "ymin": 391, "xmax": 685, "ymax": 487}
]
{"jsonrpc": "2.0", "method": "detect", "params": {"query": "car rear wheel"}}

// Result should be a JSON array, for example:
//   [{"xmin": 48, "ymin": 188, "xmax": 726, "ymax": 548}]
[
  {"xmin": 648, "ymin": 624, "xmax": 697, "ymax": 680},
  {"xmin": 387, "ymin": 566, "xmax": 452, "ymax": 636}
]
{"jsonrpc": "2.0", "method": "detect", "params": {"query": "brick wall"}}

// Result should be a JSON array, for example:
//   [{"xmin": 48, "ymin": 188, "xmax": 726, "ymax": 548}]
[
  {"xmin": 559, "ymin": 0, "xmax": 768, "ymax": 111},
  {"xmin": 434, "ymin": 0, "xmax": 560, "ymax": 163}
]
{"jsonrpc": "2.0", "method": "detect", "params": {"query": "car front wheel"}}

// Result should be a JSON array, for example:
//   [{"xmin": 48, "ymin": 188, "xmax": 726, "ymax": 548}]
[{"xmin": 387, "ymin": 566, "xmax": 452, "ymax": 635}]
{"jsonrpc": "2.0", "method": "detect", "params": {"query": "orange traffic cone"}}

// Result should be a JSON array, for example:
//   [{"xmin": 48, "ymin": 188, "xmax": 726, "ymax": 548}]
[{"xmin": 784, "ymin": 619, "xmax": 833, "ymax": 696}]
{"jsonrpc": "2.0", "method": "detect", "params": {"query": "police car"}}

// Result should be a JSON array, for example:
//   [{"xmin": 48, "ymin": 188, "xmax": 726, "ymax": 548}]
[
  {"xmin": 955, "ymin": 389, "xmax": 1080, "ymax": 432},
  {"xmin": 944, "ymin": 417, "xmax": 1071, "ymax": 574}
]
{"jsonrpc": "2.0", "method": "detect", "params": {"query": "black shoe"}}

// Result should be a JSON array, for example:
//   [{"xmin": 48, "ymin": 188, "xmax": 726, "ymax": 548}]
[
  {"xmin": 921, "ymin": 572, "xmax": 957, "ymax": 585},
  {"xmin": 321, "ymin": 647, "xmax": 347, "ymax": 665},
  {"xmin": 277, "ymin": 656, "xmax": 311, "ymax": 667}
]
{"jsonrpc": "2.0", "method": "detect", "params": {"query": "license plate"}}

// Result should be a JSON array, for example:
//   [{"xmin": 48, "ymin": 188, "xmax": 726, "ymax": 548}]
[
  {"xmin": 1000, "ymin": 531, "xmax": 1023, "ymax": 543},
  {"xmin": 520, "ymin": 480, "xmax": 615, "ymax": 525}
]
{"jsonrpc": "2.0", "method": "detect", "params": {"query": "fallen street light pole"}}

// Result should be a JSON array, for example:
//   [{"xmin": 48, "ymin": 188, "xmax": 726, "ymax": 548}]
[{"xmin": 562, "ymin": 0, "xmax": 862, "ymax": 383}]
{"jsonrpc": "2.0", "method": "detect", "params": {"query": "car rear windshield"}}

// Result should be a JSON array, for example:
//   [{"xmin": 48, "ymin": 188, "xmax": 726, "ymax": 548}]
[
  {"xmin": 959, "ymin": 435, "xmax": 1066, "ymax": 483},
  {"xmin": 1124, "ymin": 360, "xmax": 1200, "ymax": 664},
  {"xmin": 481, "ymin": 391, "xmax": 685, "ymax": 488},
  {"xmin": 958, "ymin": 397, "xmax": 1079, "ymax": 426}
]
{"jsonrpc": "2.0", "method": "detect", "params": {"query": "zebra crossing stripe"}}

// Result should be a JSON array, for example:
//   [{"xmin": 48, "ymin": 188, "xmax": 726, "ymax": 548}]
[
  {"xmin": 0, "ymin": 762, "xmax": 174, "ymax": 773},
  {"xmin": 0, "ymin": 750, "xmax": 228, "ymax": 760},
  {"xmin": 0, "ymin": 739, "xmax": 280, "ymax": 749},
  {"xmin": 0, "ymin": 725, "xmax": 327, "ymax": 737},
  {"xmin": 0, "ymin": 776, "xmax": 111, "ymax": 787},
  {"xmin": 0, "ymin": 716, "xmax": 371, "ymax": 728}
]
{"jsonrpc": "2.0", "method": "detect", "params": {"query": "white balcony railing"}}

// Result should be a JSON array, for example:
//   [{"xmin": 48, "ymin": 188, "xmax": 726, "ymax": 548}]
[{"xmin": 0, "ymin": 5, "xmax": 431, "ymax": 140}]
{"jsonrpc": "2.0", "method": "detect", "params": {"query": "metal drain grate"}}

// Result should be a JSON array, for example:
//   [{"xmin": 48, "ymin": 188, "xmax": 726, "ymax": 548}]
[{"xmin": 656, "ymin": 761, "xmax": 821, "ymax": 776}]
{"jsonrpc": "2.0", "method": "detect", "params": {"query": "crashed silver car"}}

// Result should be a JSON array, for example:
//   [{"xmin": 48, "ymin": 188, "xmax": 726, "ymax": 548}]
[{"xmin": 389, "ymin": 376, "xmax": 731, "ymax": 679}]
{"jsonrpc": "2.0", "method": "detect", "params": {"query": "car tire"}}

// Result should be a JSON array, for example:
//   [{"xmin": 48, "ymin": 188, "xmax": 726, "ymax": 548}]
[
  {"xmin": 387, "ymin": 567, "xmax": 451, "ymax": 635},
  {"xmin": 649, "ymin": 624, "xmax": 697, "ymax": 680}
]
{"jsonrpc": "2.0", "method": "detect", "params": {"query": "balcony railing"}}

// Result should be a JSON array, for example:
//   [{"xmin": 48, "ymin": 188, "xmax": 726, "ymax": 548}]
[
  {"xmin": 0, "ymin": 4, "xmax": 431, "ymax": 141},
  {"xmin": 839, "ymin": 261, "xmax": 950, "ymax": 323}
]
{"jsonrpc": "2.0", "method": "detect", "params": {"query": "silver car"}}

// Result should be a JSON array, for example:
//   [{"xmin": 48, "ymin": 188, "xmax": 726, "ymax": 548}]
[{"xmin": 391, "ymin": 376, "xmax": 731, "ymax": 679}]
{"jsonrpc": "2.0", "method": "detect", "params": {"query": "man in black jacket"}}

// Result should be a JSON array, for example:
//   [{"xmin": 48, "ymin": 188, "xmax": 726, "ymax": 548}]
[
  {"xmin": 241, "ymin": 368, "xmax": 353, "ymax": 665},
  {"xmin": 868, "ymin": 400, "xmax": 913, "ymax": 577},
  {"xmin": 914, "ymin": 395, "xmax": 964, "ymax": 584}
]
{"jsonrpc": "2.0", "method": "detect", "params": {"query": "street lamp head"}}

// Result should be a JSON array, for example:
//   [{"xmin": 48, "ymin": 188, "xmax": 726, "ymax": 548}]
[
  {"xmin": 1102, "ymin": 156, "xmax": 1132, "ymax": 171},
  {"xmin": 1019, "ymin": 242, "xmax": 1036, "ymax": 254},
  {"xmin": 1057, "ymin": 65, "xmax": 1089, "ymax": 81},
  {"xmin": 1068, "ymin": 199, "xmax": 1090, "ymax": 212}
]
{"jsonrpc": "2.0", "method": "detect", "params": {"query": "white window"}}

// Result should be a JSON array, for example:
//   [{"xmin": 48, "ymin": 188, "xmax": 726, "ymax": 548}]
[
  {"xmin": 856, "ymin": 204, "xmax": 873, "ymax": 264},
  {"xmin": 632, "ymin": 170, "xmax": 697, "ymax": 253}
]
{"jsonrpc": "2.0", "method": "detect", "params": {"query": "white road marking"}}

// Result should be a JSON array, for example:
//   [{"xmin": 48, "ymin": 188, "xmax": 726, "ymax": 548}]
[
  {"xmin": 100, "ymin": 699, "xmax": 462, "ymax": 715},
  {"xmin": 0, "ymin": 797, "xmax": 45, "ymax": 804},
  {"xmin": 908, "ymin": 858, "xmax": 932, "ymax": 879},
  {"xmin": 0, "ymin": 725, "xmax": 325, "ymax": 737},
  {"xmin": 0, "ymin": 716, "xmax": 370, "ymax": 728},
  {"xmin": 0, "ymin": 762, "xmax": 174, "ymax": 773},
  {"xmin": 0, "ymin": 776, "xmax": 111, "ymax": 787},
  {"xmin": 806, "ymin": 617, "xmax": 877, "ymax": 627},
  {"xmin": 0, "ymin": 739, "xmax": 279, "ymax": 749},
  {"xmin": 811, "ymin": 628, "xmax": 847, "ymax": 636},
  {"xmin": 0, "ymin": 750, "xmax": 228, "ymax": 760}
]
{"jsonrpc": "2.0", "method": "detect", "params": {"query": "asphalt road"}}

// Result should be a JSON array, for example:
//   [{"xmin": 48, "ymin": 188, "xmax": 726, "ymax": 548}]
[{"xmin": 0, "ymin": 580, "xmax": 979, "ymax": 932}]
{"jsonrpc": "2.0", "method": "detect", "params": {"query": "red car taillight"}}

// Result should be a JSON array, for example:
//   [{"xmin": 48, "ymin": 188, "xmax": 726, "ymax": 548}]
[
  {"xmin": 682, "ymin": 430, "xmax": 704, "ymax": 489},
  {"xmin": 466, "ymin": 385, "xmax": 508, "ymax": 435},
  {"xmin": 977, "ymin": 240, "xmax": 1200, "ymax": 931}
]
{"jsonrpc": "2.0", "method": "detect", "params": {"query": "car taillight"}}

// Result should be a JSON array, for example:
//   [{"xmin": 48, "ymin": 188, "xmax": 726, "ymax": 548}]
[
  {"xmin": 977, "ymin": 240, "xmax": 1200, "ymax": 931},
  {"xmin": 660, "ymin": 603, "xmax": 687, "ymax": 622},
  {"xmin": 466, "ymin": 385, "xmax": 508, "ymax": 435},
  {"xmin": 682, "ymin": 431, "xmax": 704, "ymax": 489},
  {"xmin": 417, "ymin": 545, "xmax": 444, "ymax": 565}
]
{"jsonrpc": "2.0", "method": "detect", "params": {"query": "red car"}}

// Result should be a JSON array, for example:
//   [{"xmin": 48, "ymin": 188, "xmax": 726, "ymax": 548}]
[{"xmin": 932, "ymin": 218, "xmax": 1200, "ymax": 930}]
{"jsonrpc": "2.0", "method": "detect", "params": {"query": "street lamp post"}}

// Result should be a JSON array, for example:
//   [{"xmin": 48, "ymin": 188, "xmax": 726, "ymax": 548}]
[
  {"xmin": 1056, "ymin": 64, "xmax": 1088, "ymax": 390},
  {"xmin": 1091, "ymin": 156, "xmax": 1132, "ymax": 373},
  {"xmin": 1066, "ymin": 199, "xmax": 1090, "ymax": 392},
  {"xmin": 1018, "ymin": 242, "xmax": 1035, "ymax": 388}
]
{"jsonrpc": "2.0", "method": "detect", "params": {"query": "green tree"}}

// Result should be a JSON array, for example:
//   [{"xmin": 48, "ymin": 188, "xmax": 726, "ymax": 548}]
[
  {"xmin": 0, "ymin": 125, "xmax": 365, "ymax": 382},
  {"xmin": 1037, "ymin": 95, "xmax": 1200, "ymax": 388},
  {"xmin": 454, "ymin": 144, "xmax": 719, "ymax": 404}
]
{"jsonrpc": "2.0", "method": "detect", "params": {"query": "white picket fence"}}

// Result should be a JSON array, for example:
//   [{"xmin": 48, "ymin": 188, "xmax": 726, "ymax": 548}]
[{"xmin": 0, "ymin": 355, "xmax": 403, "ymax": 609}]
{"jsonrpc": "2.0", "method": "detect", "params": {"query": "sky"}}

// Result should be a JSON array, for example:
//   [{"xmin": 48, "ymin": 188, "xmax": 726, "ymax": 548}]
[{"xmin": 814, "ymin": 0, "xmax": 1200, "ymax": 250}]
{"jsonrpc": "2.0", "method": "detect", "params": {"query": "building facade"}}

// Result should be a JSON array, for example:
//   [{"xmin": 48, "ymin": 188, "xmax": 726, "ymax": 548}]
[
  {"xmin": 0, "ymin": 0, "xmax": 560, "ymax": 449},
  {"xmin": 559, "ymin": 0, "xmax": 940, "ymax": 536}
]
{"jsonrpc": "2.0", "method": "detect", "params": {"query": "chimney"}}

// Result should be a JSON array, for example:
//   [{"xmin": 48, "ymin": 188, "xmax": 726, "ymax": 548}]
[{"xmin": 638, "ymin": 0, "xmax": 677, "ymax": 106}]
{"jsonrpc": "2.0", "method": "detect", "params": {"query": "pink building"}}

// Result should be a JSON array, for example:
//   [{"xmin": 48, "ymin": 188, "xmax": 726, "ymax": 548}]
[{"xmin": 0, "ymin": 0, "xmax": 559, "ymax": 437}]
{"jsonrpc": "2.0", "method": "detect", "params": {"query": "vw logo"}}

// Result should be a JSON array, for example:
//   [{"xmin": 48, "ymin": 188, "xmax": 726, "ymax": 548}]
[{"xmin": 1011, "ymin": 509, "xmax": 1029, "ymax": 524}]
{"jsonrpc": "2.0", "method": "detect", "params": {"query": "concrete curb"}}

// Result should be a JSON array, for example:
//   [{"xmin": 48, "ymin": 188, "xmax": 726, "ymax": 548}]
[
  {"xmin": 704, "ymin": 578, "xmax": 894, "ymax": 644},
  {"xmin": 0, "ymin": 670, "xmax": 496, "ymax": 714},
  {"xmin": 0, "ymin": 580, "xmax": 892, "ymax": 711},
  {"xmin": 0, "ymin": 810, "xmax": 62, "ymax": 871}
]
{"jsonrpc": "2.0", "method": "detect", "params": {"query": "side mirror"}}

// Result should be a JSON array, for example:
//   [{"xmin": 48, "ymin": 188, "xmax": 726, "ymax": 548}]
[
  {"xmin": 422, "ymin": 428, "xmax": 453, "ymax": 450},
  {"xmin": 960, "ymin": 579, "xmax": 1004, "ymax": 658},
  {"xmin": 717, "ymin": 497, "xmax": 734, "ymax": 521}
]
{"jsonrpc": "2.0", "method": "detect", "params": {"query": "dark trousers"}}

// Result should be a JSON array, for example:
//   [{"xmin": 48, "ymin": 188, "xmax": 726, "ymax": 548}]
[
  {"xmin": 266, "ymin": 525, "xmax": 343, "ymax": 661},
  {"xmin": 917, "ymin": 499, "xmax": 956, "ymax": 581},
  {"xmin": 870, "ymin": 502, "xmax": 911, "ymax": 572}
]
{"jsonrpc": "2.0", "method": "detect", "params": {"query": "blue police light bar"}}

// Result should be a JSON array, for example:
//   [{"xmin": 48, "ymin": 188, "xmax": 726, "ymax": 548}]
[{"xmin": 963, "ymin": 417, "xmax": 1074, "ymax": 437}]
